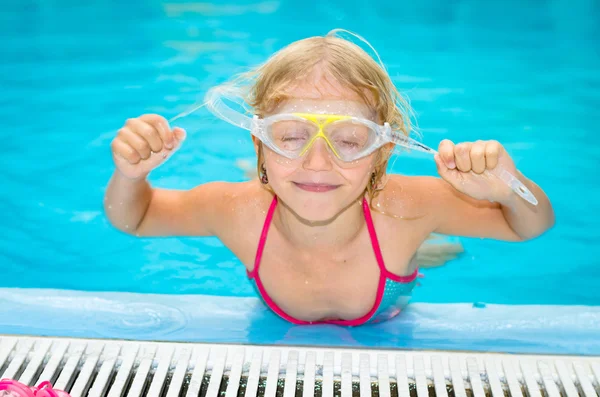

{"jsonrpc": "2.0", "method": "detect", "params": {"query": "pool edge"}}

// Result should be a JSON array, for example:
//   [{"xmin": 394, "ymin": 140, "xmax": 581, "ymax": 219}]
[{"xmin": 1, "ymin": 288, "xmax": 598, "ymax": 356}]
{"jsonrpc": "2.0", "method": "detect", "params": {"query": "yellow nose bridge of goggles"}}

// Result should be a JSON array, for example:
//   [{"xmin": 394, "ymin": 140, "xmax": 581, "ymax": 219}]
[{"xmin": 293, "ymin": 113, "xmax": 352, "ymax": 158}]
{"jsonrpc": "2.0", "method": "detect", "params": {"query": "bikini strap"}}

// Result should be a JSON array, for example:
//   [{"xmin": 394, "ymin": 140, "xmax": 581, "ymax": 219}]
[
  {"xmin": 249, "ymin": 195, "xmax": 278, "ymax": 278},
  {"xmin": 362, "ymin": 197, "xmax": 419, "ymax": 283},
  {"xmin": 253, "ymin": 197, "xmax": 386, "ymax": 274},
  {"xmin": 362, "ymin": 197, "xmax": 387, "ymax": 273}
]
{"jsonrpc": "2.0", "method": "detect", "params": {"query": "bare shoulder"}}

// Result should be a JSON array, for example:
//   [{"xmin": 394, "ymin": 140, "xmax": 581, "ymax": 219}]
[
  {"xmin": 364, "ymin": 175, "xmax": 439, "ymax": 276},
  {"xmin": 380, "ymin": 174, "xmax": 520, "ymax": 241},
  {"xmin": 137, "ymin": 180, "xmax": 273, "ymax": 237},
  {"xmin": 212, "ymin": 180, "xmax": 273, "ymax": 217},
  {"xmin": 375, "ymin": 174, "xmax": 442, "ymax": 223},
  {"xmin": 379, "ymin": 173, "xmax": 497, "ymax": 220},
  {"xmin": 187, "ymin": 180, "xmax": 274, "ymax": 234},
  {"xmin": 197, "ymin": 181, "xmax": 275, "ymax": 270}
]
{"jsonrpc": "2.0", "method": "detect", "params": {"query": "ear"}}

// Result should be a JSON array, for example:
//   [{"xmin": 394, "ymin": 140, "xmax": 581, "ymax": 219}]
[
  {"xmin": 380, "ymin": 143, "xmax": 395, "ymax": 162},
  {"xmin": 374, "ymin": 142, "xmax": 395, "ymax": 163},
  {"xmin": 251, "ymin": 135, "xmax": 261, "ymax": 156}
]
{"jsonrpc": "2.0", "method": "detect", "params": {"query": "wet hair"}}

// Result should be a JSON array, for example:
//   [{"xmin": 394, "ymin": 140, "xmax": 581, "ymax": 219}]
[{"xmin": 213, "ymin": 30, "xmax": 415, "ymax": 205}]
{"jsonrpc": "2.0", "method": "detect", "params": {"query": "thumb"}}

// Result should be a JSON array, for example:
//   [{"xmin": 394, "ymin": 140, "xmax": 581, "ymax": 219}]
[
  {"xmin": 434, "ymin": 154, "xmax": 449, "ymax": 177},
  {"xmin": 434, "ymin": 153, "xmax": 460, "ymax": 187},
  {"xmin": 172, "ymin": 127, "xmax": 186, "ymax": 147},
  {"xmin": 156, "ymin": 127, "xmax": 185, "ymax": 165}
]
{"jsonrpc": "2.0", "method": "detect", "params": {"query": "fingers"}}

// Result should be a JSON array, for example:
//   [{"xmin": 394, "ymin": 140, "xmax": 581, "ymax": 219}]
[
  {"xmin": 470, "ymin": 141, "xmax": 486, "ymax": 174},
  {"xmin": 437, "ymin": 140, "xmax": 504, "ymax": 174},
  {"xmin": 172, "ymin": 127, "xmax": 187, "ymax": 144},
  {"xmin": 139, "ymin": 114, "xmax": 174, "ymax": 149},
  {"xmin": 454, "ymin": 142, "xmax": 473, "ymax": 172},
  {"xmin": 118, "ymin": 126, "xmax": 153, "ymax": 160},
  {"xmin": 111, "ymin": 137, "xmax": 141, "ymax": 164},
  {"xmin": 438, "ymin": 139, "xmax": 456, "ymax": 169},
  {"xmin": 434, "ymin": 153, "xmax": 450, "ymax": 177},
  {"xmin": 112, "ymin": 114, "xmax": 181, "ymax": 162},
  {"xmin": 485, "ymin": 140, "xmax": 501, "ymax": 169},
  {"xmin": 125, "ymin": 118, "xmax": 164, "ymax": 153}
]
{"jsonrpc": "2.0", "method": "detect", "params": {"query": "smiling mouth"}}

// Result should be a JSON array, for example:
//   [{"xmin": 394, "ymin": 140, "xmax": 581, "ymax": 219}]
[{"xmin": 292, "ymin": 182, "xmax": 341, "ymax": 193}]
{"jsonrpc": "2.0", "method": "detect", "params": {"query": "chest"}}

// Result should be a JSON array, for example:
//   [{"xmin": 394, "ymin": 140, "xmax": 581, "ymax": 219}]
[
  {"xmin": 256, "ymin": 242, "xmax": 380, "ymax": 321},
  {"xmin": 218, "ymin": 206, "xmax": 428, "ymax": 322},
  {"xmin": 247, "ymin": 225, "xmax": 420, "ymax": 322}
]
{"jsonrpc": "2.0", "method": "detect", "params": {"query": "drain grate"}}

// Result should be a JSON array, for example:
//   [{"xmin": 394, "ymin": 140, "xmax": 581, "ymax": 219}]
[{"xmin": 0, "ymin": 335, "xmax": 598, "ymax": 397}]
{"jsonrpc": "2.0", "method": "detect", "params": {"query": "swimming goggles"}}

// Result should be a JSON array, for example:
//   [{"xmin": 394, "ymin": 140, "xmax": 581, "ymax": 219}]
[
  {"xmin": 201, "ymin": 87, "xmax": 538, "ymax": 205},
  {"xmin": 203, "ymin": 87, "xmax": 418, "ymax": 162},
  {"xmin": 252, "ymin": 112, "xmax": 399, "ymax": 162}
]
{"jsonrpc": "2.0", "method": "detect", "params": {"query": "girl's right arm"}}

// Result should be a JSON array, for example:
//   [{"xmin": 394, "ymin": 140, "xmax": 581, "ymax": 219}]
[{"xmin": 104, "ymin": 114, "xmax": 233, "ymax": 237}]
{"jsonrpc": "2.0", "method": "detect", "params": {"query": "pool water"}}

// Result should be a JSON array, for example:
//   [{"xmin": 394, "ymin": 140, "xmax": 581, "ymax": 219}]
[{"xmin": 1, "ymin": 0, "xmax": 599, "ymax": 308}]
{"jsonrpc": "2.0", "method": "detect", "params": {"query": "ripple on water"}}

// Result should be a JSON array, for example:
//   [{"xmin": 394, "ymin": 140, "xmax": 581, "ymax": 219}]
[
  {"xmin": 88, "ymin": 300, "xmax": 189, "ymax": 339},
  {"xmin": 2, "ymin": 292, "xmax": 189, "ymax": 340}
]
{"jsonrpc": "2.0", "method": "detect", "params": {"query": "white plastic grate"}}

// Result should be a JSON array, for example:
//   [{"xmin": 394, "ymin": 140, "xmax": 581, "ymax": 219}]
[{"xmin": 0, "ymin": 335, "xmax": 599, "ymax": 397}]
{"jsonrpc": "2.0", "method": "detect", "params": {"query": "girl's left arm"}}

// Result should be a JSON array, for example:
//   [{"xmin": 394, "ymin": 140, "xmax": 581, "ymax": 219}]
[
  {"xmin": 420, "ymin": 139, "xmax": 555, "ymax": 241},
  {"xmin": 494, "ymin": 170, "xmax": 555, "ymax": 240}
]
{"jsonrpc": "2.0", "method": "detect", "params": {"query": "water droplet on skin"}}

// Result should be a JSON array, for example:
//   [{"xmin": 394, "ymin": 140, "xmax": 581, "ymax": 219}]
[
  {"xmin": 108, "ymin": 205, "xmax": 112, "ymax": 209},
  {"xmin": 162, "ymin": 153, "xmax": 167, "ymax": 159},
  {"xmin": 125, "ymin": 225, "xmax": 129, "ymax": 229},
  {"xmin": 305, "ymin": 280, "xmax": 309, "ymax": 284}
]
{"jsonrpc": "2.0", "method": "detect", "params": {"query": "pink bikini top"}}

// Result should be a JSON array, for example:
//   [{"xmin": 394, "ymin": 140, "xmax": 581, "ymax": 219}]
[{"xmin": 247, "ymin": 196, "xmax": 418, "ymax": 326}]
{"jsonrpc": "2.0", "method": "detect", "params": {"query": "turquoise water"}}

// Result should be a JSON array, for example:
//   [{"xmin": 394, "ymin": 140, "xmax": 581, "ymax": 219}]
[{"xmin": 1, "ymin": 0, "xmax": 599, "ymax": 308}]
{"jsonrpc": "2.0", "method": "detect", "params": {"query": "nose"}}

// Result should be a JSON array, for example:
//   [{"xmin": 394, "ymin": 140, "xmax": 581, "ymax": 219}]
[{"xmin": 302, "ymin": 137, "xmax": 333, "ymax": 171}]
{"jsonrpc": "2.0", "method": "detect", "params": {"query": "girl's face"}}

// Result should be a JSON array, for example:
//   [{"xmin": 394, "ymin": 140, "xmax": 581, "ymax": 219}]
[{"xmin": 256, "ymin": 83, "xmax": 383, "ymax": 223}]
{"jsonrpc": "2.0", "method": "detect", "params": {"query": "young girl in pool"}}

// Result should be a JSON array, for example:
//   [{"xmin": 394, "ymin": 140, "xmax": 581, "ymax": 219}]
[{"xmin": 104, "ymin": 31, "xmax": 554, "ymax": 325}]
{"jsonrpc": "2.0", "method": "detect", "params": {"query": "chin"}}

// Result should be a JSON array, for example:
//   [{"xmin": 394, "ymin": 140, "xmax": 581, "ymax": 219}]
[{"xmin": 286, "ymin": 192, "xmax": 349, "ymax": 223}]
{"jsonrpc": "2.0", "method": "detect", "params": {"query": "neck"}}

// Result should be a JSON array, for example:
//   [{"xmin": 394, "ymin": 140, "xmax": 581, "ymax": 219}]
[{"xmin": 273, "ymin": 196, "xmax": 367, "ymax": 252}]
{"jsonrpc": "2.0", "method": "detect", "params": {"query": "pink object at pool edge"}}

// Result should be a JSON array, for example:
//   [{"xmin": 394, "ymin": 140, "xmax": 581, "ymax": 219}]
[{"xmin": 0, "ymin": 379, "xmax": 70, "ymax": 397}]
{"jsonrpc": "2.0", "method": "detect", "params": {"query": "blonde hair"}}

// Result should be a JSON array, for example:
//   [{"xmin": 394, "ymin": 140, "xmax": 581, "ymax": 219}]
[
  {"xmin": 226, "ymin": 30, "xmax": 463, "ymax": 268},
  {"xmin": 216, "ymin": 30, "xmax": 415, "ymax": 205}
]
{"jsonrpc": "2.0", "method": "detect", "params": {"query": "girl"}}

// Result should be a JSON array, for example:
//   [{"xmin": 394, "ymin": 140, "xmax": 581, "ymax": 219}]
[{"xmin": 104, "ymin": 31, "xmax": 554, "ymax": 326}]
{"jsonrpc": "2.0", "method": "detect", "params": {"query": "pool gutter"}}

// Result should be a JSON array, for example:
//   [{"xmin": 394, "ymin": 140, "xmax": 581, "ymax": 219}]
[{"xmin": 0, "ymin": 335, "xmax": 599, "ymax": 397}]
